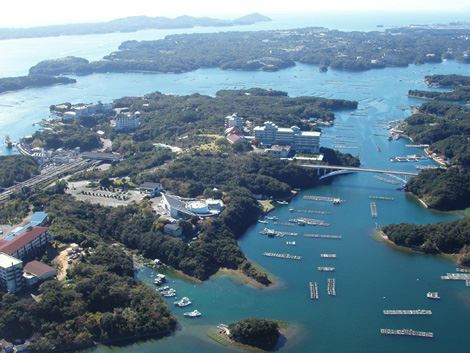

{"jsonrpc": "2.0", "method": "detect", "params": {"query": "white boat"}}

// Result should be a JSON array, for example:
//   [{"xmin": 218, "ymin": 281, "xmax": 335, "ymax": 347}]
[
  {"xmin": 426, "ymin": 292, "xmax": 440, "ymax": 300},
  {"xmin": 184, "ymin": 309, "xmax": 202, "ymax": 318},
  {"xmin": 266, "ymin": 216, "xmax": 278, "ymax": 221},
  {"xmin": 258, "ymin": 220, "xmax": 268, "ymax": 224},
  {"xmin": 174, "ymin": 297, "xmax": 192, "ymax": 307},
  {"xmin": 154, "ymin": 273, "xmax": 167, "ymax": 285},
  {"xmin": 156, "ymin": 285, "xmax": 170, "ymax": 292},
  {"xmin": 277, "ymin": 201, "xmax": 289, "ymax": 205},
  {"xmin": 161, "ymin": 289, "xmax": 176, "ymax": 297}
]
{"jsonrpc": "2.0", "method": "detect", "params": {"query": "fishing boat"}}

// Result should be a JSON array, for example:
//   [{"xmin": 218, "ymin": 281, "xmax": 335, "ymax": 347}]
[
  {"xmin": 174, "ymin": 297, "xmax": 192, "ymax": 307},
  {"xmin": 426, "ymin": 292, "xmax": 440, "ymax": 300},
  {"xmin": 184, "ymin": 310, "xmax": 202, "ymax": 318}
]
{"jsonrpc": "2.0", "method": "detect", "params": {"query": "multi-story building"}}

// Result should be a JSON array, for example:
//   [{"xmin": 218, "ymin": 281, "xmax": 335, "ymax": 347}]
[
  {"xmin": 224, "ymin": 113, "xmax": 244, "ymax": 130},
  {"xmin": 0, "ymin": 252, "xmax": 24, "ymax": 293},
  {"xmin": 254, "ymin": 121, "xmax": 320, "ymax": 153},
  {"xmin": 115, "ymin": 111, "xmax": 140, "ymax": 131},
  {"xmin": 0, "ymin": 226, "xmax": 51, "ymax": 261}
]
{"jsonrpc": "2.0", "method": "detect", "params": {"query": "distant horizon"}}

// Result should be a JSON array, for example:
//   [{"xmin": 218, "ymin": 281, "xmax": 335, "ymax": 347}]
[{"xmin": 2, "ymin": 0, "xmax": 470, "ymax": 28}]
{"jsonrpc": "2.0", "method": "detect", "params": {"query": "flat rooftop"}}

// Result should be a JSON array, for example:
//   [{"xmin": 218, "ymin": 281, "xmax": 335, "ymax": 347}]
[{"xmin": 0, "ymin": 252, "xmax": 22, "ymax": 268}]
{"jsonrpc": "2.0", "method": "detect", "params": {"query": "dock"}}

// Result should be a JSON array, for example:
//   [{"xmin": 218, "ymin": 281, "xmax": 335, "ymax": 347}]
[
  {"xmin": 369, "ymin": 195, "xmax": 394, "ymax": 201},
  {"xmin": 327, "ymin": 278, "xmax": 336, "ymax": 296},
  {"xmin": 380, "ymin": 328, "xmax": 433, "ymax": 338},
  {"xmin": 441, "ymin": 273, "xmax": 470, "ymax": 280},
  {"xmin": 309, "ymin": 281, "xmax": 319, "ymax": 300},
  {"xmin": 303, "ymin": 195, "xmax": 344, "ymax": 204},
  {"xmin": 289, "ymin": 217, "xmax": 330, "ymax": 227},
  {"xmin": 304, "ymin": 233, "xmax": 342, "ymax": 240},
  {"xmin": 289, "ymin": 209, "xmax": 331, "ymax": 215},
  {"xmin": 320, "ymin": 254, "xmax": 337, "ymax": 258},
  {"xmin": 466, "ymin": 280, "xmax": 470, "ymax": 287},
  {"xmin": 263, "ymin": 252, "xmax": 302, "ymax": 260},
  {"xmin": 383, "ymin": 310, "xmax": 432, "ymax": 315},
  {"xmin": 260, "ymin": 228, "xmax": 298, "ymax": 237},
  {"xmin": 370, "ymin": 202, "xmax": 378, "ymax": 218},
  {"xmin": 456, "ymin": 268, "xmax": 470, "ymax": 273},
  {"xmin": 405, "ymin": 144, "xmax": 430, "ymax": 148},
  {"xmin": 318, "ymin": 267, "xmax": 335, "ymax": 272}
]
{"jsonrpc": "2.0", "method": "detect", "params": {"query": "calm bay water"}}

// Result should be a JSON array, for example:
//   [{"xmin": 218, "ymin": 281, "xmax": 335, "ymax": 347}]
[{"xmin": 1, "ymin": 12, "xmax": 470, "ymax": 353}]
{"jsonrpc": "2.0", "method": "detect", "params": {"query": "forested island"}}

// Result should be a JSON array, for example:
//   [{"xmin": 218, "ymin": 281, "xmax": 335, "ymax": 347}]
[
  {"xmin": 408, "ymin": 74, "xmax": 470, "ymax": 102},
  {"xmin": 27, "ymin": 26, "xmax": 470, "ymax": 79},
  {"xmin": 228, "ymin": 318, "xmax": 281, "ymax": 351},
  {"xmin": 0, "ymin": 245, "xmax": 177, "ymax": 352},
  {"xmin": 0, "ymin": 13, "xmax": 271, "ymax": 40},
  {"xmin": 0, "ymin": 75, "xmax": 76, "ymax": 94}
]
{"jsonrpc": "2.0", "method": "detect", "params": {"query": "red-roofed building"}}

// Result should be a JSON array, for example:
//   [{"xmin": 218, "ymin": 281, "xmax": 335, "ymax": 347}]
[
  {"xmin": 0, "ymin": 226, "xmax": 51, "ymax": 260},
  {"xmin": 226, "ymin": 133, "xmax": 242, "ymax": 145},
  {"xmin": 23, "ymin": 260, "xmax": 57, "ymax": 286}
]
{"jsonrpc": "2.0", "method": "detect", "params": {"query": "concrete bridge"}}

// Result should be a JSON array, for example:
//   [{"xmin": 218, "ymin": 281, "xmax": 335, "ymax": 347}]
[{"xmin": 300, "ymin": 164, "xmax": 419, "ymax": 178}]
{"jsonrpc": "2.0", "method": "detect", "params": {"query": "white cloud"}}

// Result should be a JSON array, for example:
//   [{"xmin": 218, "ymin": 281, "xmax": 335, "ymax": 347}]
[{"xmin": 2, "ymin": 0, "xmax": 469, "ymax": 27}]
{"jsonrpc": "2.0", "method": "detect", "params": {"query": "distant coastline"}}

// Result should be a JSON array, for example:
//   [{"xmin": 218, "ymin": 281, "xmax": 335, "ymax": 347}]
[{"xmin": 0, "ymin": 13, "xmax": 271, "ymax": 41}]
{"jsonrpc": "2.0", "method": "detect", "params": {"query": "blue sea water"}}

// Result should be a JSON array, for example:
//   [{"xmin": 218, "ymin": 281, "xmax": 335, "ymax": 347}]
[{"xmin": 0, "ymin": 12, "xmax": 470, "ymax": 353}]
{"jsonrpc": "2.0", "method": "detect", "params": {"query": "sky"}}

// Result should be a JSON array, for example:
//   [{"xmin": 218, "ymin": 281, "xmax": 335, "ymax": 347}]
[{"xmin": 2, "ymin": 0, "xmax": 470, "ymax": 27}]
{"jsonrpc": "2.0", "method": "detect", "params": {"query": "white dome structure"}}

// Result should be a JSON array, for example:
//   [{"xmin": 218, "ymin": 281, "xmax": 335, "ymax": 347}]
[{"xmin": 186, "ymin": 201, "xmax": 210, "ymax": 214}]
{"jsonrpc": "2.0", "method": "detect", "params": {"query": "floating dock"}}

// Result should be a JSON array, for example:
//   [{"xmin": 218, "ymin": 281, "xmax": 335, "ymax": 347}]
[
  {"xmin": 318, "ymin": 267, "xmax": 336, "ymax": 272},
  {"xmin": 390, "ymin": 155, "xmax": 429, "ymax": 162},
  {"xmin": 380, "ymin": 328, "xmax": 433, "ymax": 338},
  {"xmin": 383, "ymin": 310, "xmax": 432, "ymax": 315},
  {"xmin": 369, "ymin": 195, "xmax": 394, "ymax": 201},
  {"xmin": 309, "ymin": 281, "xmax": 319, "ymax": 300},
  {"xmin": 289, "ymin": 209, "xmax": 331, "ymax": 215},
  {"xmin": 263, "ymin": 252, "xmax": 302, "ymax": 260},
  {"xmin": 289, "ymin": 217, "xmax": 330, "ymax": 227},
  {"xmin": 304, "ymin": 233, "xmax": 342, "ymax": 240},
  {"xmin": 466, "ymin": 280, "xmax": 470, "ymax": 287},
  {"xmin": 320, "ymin": 254, "xmax": 337, "ymax": 258},
  {"xmin": 260, "ymin": 228, "xmax": 298, "ymax": 237},
  {"xmin": 456, "ymin": 268, "xmax": 470, "ymax": 273},
  {"xmin": 370, "ymin": 202, "xmax": 378, "ymax": 218},
  {"xmin": 405, "ymin": 144, "xmax": 430, "ymax": 148},
  {"xmin": 303, "ymin": 195, "xmax": 344, "ymax": 204},
  {"xmin": 441, "ymin": 273, "xmax": 470, "ymax": 280},
  {"xmin": 327, "ymin": 278, "xmax": 336, "ymax": 296}
]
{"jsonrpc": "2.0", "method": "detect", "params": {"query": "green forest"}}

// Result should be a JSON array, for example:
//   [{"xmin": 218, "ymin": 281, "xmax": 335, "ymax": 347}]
[
  {"xmin": 0, "ymin": 155, "xmax": 39, "ymax": 188},
  {"xmin": 0, "ymin": 246, "xmax": 176, "ymax": 352},
  {"xmin": 228, "ymin": 318, "xmax": 280, "ymax": 351}
]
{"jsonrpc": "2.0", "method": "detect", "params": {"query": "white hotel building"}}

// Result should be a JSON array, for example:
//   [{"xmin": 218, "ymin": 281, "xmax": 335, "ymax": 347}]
[
  {"xmin": 254, "ymin": 121, "xmax": 321, "ymax": 154},
  {"xmin": 0, "ymin": 253, "xmax": 23, "ymax": 293}
]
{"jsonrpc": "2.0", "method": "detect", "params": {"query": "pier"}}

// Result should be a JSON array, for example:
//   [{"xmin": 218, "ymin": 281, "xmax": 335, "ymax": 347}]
[
  {"xmin": 304, "ymin": 233, "xmax": 342, "ymax": 240},
  {"xmin": 263, "ymin": 252, "xmax": 302, "ymax": 260},
  {"xmin": 327, "ymin": 278, "xmax": 336, "ymax": 296},
  {"xmin": 370, "ymin": 202, "xmax": 378, "ymax": 218},
  {"xmin": 320, "ymin": 254, "xmax": 337, "ymax": 258},
  {"xmin": 318, "ymin": 267, "xmax": 335, "ymax": 272},
  {"xmin": 309, "ymin": 281, "xmax": 319, "ymax": 300},
  {"xmin": 456, "ymin": 268, "xmax": 470, "ymax": 273},
  {"xmin": 289, "ymin": 209, "xmax": 331, "ymax": 215},
  {"xmin": 383, "ymin": 310, "xmax": 432, "ymax": 315},
  {"xmin": 289, "ymin": 217, "xmax": 330, "ymax": 226},
  {"xmin": 260, "ymin": 228, "xmax": 298, "ymax": 237},
  {"xmin": 441, "ymin": 273, "xmax": 470, "ymax": 280},
  {"xmin": 380, "ymin": 328, "xmax": 433, "ymax": 338},
  {"xmin": 405, "ymin": 144, "xmax": 430, "ymax": 148}
]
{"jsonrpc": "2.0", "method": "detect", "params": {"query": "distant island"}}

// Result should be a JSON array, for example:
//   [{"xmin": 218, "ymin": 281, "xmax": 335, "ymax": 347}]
[
  {"xmin": 27, "ymin": 26, "xmax": 470, "ymax": 79},
  {"xmin": 0, "ymin": 74, "xmax": 76, "ymax": 94},
  {"xmin": 408, "ymin": 74, "xmax": 470, "ymax": 102},
  {"xmin": 0, "ymin": 13, "xmax": 271, "ymax": 40}
]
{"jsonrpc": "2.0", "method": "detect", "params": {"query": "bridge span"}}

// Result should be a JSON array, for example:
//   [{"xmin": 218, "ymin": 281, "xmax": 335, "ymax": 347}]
[{"xmin": 300, "ymin": 164, "xmax": 418, "ymax": 176}]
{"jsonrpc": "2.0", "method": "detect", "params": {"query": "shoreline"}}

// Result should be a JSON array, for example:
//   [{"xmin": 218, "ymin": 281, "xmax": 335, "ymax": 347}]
[{"xmin": 212, "ymin": 267, "xmax": 278, "ymax": 289}]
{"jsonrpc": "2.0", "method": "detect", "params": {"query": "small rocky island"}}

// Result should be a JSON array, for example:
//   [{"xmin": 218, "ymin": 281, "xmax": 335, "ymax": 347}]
[{"xmin": 228, "ymin": 318, "xmax": 281, "ymax": 351}]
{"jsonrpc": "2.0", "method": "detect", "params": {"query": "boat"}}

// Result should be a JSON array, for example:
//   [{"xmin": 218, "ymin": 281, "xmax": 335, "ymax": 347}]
[
  {"xmin": 276, "ymin": 200, "xmax": 289, "ymax": 205},
  {"xmin": 4, "ymin": 135, "xmax": 12, "ymax": 149},
  {"xmin": 258, "ymin": 220, "xmax": 268, "ymax": 224},
  {"xmin": 156, "ymin": 285, "xmax": 170, "ymax": 292},
  {"xmin": 426, "ymin": 292, "xmax": 440, "ymax": 300},
  {"xmin": 153, "ymin": 273, "xmax": 167, "ymax": 285},
  {"xmin": 174, "ymin": 297, "xmax": 192, "ymax": 307},
  {"xmin": 266, "ymin": 216, "xmax": 278, "ymax": 221},
  {"xmin": 161, "ymin": 289, "xmax": 176, "ymax": 297},
  {"xmin": 184, "ymin": 309, "xmax": 202, "ymax": 318}
]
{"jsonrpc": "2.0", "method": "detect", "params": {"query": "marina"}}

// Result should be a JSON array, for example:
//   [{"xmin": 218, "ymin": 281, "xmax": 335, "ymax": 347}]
[
  {"xmin": 263, "ymin": 252, "xmax": 303, "ymax": 260},
  {"xmin": 327, "ymin": 278, "xmax": 336, "ymax": 296},
  {"xmin": 380, "ymin": 329, "xmax": 434, "ymax": 338},
  {"xmin": 304, "ymin": 233, "xmax": 342, "ymax": 240},
  {"xmin": 309, "ymin": 281, "xmax": 319, "ymax": 300},
  {"xmin": 383, "ymin": 310, "xmax": 432, "ymax": 315},
  {"xmin": 370, "ymin": 202, "xmax": 378, "ymax": 218},
  {"xmin": 318, "ymin": 267, "xmax": 336, "ymax": 272}
]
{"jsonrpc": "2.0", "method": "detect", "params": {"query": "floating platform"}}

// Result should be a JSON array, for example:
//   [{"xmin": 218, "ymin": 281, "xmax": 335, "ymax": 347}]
[
  {"xmin": 369, "ymin": 195, "xmax": 394, "ymax": 201},
  {"xmin": 370, "ymin": 202, "xmax": 378, "ymax": 218},
  {"xmin": 263, "ymin": 252, "xmax": 302, "ymax": 260},
  {"xmin": 318, "ymin": 267, "xmax": 336, "ymax": 272},
  {"xmin": 289, "ymin": 217, "xmax": 330, "ymax": 227},
  {"xmin": 303, "ymin": 196, "xmax": 344, "ymax": 204},
  {"xmin": 327, "ymin": 278, "xmax": 336, "ymax": 296},
  {"xmin": 380, "ymin": 328, "xmax": 433, "ymax": 338},
  {"xmin": 320, "ymin": 254, "xmax": 337, "ymax": 258},
  {"xmin": 441, "ymin": 273, "xmax": 470, "ymax": 280},
  {"xmin": 289, "ymin": 209, "xmax": 331, "ymax": 215},
  {"xmin": 260, "ymin": 228, "xmax": 298, "ymax": 237},
  {"xmin": 309, "ymin": 281, "xmax": 319, "ymax": 300},
  {"xmin": 456, "ymin": 268, "xmax": 470, "ymax": 273},
  {"xmin": 304, "ymin": 233, "xmax": 342, "ymax": 240},
  {"xmin": 383, "ymin": 310, "xmax": 432, "ymax": 315}
]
